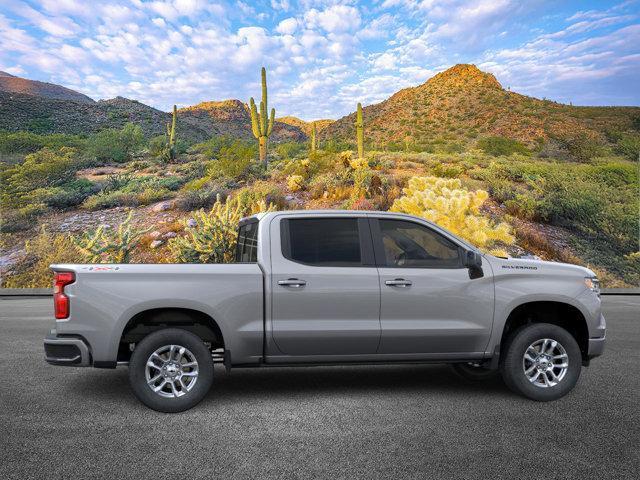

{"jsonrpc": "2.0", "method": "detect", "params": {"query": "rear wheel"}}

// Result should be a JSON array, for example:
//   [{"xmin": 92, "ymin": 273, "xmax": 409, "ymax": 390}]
[
  {"xmin": 129, "ymin": 328, "xmax": 214, "ymax": 412},
  {"xmin": 500, "ymin": 323, "xmax": 581, "ymax": 401}
]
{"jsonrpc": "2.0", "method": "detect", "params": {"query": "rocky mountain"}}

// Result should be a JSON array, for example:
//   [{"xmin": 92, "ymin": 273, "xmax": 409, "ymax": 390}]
[
  {"xmin": 179, "ymin": 100, "xmax": 306, "ymax": 142},
  {"xmin": 277, "ymin": 116, "xmax": 334, "ymax": 135},
  {"xmin": 321, "ymin": 64, "xmax": 640, "ymax": 148},
  {"xmin": 0, "ymin": 77, "xmax": 305, "ymax": 143},
  {"xmin": 0, "ymin": 71, "xmax": 94, "ymax": 104}
]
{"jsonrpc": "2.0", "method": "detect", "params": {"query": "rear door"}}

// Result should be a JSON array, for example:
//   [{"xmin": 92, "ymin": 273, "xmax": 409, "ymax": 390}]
[
  {"xmin": 270, "ymin": 215, "xmax": 381, "ymax": 356},
  {"xmin": 372, "ymin": 217, "xmax": 494, "ymax": 356}
]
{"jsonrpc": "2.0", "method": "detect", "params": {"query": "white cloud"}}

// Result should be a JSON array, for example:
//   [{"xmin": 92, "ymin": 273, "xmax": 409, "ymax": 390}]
[
  {"xmin": 305, "ymin": 5, "xmax": 361, "ymax": 33},
  {"xmin": 152, "ymin": 17, "xmax": 166, "ymax": 28},
  {"xmin": 276, "ymin": 17, "xmax": 298, "ymax": 35}
]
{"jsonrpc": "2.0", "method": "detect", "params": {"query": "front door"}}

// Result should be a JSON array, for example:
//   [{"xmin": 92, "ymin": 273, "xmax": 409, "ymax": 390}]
[
  {"xmin": 372, "ymin": 218, "xmax": 494, "ymax": 356},
  {"xmin": 270, "ymin": 216, "xmax": 381, "ymax": 356}
]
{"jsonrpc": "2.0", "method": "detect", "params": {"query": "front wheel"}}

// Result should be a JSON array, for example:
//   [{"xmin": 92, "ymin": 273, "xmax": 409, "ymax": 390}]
[
  {"xmin": 500, "ymin": 323, "xmax": 581, "ymax": 401},
  {"xmin": 129, "ymin": 328, "xmax": 214, "ymax": 412}
]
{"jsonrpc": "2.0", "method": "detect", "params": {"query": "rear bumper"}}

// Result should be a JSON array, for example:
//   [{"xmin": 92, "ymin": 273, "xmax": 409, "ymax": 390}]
[{"xmin": 44, "ymin": 333, "xmax": 91, "ymax": 367}]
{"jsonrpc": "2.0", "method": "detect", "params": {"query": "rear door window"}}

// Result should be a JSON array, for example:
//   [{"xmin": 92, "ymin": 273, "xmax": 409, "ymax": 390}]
[{"xmin": 281, "ymin": 218, "xmax": 369, "ymax": 266}]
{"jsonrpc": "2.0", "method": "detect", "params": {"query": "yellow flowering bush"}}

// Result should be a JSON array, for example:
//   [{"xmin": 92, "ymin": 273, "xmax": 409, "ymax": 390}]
[
  {"xmin": 169, "ymin": 195, "xmax": 274, "ymax": 263},
  {"xmin": 287, "ymin": 174, "xmax": 305, "ymax": 192},
  {"xmin": 391, "ymin": 176, "xmax": 514, "ymax": 255}
]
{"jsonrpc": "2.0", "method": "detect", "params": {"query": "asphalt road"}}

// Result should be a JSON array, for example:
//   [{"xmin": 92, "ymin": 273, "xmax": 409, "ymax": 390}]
[{"xmin": 1, "ymin": 297, "xmax": 638, "ymax": 479}]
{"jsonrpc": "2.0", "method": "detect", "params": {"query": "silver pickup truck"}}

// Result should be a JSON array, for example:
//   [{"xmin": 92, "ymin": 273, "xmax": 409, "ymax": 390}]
[{"xmin": 45, "ymin": 210, "xmax": 606, "ymax": 412}]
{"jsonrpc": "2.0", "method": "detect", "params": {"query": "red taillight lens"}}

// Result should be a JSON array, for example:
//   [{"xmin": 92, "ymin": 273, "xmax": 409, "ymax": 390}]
[{"xmin": 54, "ymin": 272, "xmax": 75, "ymax": 319}]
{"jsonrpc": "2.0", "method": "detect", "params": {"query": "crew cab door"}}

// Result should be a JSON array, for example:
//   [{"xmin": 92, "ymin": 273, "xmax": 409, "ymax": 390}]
[
  {"xmin": 269, "ymin": 215, "xmax": 380, "ymax": 356},
  {"xmin": 371, "ymin": 217, "xmax": 494, "ymax": 356}
]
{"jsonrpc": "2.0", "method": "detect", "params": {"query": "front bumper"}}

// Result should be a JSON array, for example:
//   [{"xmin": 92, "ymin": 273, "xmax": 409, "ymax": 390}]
[
  {"xmin": 44, "ymin": 333, "xmax": 91, "ymax": 366},
  {"xmin": 587, "ymin": 335, "xmax": 606, "ymax": 359}
]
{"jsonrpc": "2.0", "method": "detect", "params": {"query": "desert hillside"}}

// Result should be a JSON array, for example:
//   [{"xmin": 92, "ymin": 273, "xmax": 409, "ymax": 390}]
[
  {"xmin": 0, "ymin": 65, "xmax": 638, "ymax": 289},
  {"xmin": 322, "ymin": 64, "xmax": 639, "ymax": 150},
  {"xmin": 0, "ymin": 71, "xmax": 95, "ymax": 104}
]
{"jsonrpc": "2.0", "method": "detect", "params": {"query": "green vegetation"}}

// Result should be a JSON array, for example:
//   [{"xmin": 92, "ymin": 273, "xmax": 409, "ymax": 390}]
[
  {"xmin": 72, "ymin": 211, "xmax": 149, "ymax": 263},
  {"xmin": 169, "ymin": 195, "xmax": 273, "ymax": 263},
  {"xmin": 478, "ymin": 136, "xmax": 529, "ymax": 156},
  {"xmin": 165, "ymin": 105, "xmax": 178, "ymax": 162},
  {"xmin": 88, "ymin": 123, "xmax": 144, "ymax": 162},
  {"xmin": 310, "ymin": 122, "xmax": 317, "ymax": 153},
  {"xmin": 249, "ymin": 67, "xmax": 275, "ymax": 166},
  {"xmin": 0, "ymin": 131, "xmax": 87, "ymax": 155},
  {"xmin": 355, "ymin": 103, "xmax": 364, "ymax": 160}
]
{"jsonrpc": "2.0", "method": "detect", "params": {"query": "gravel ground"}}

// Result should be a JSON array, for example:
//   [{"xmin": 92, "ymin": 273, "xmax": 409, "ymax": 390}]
[{"xmin": 1, "ymin": 296, "xmax": 638, "ymax": 479}]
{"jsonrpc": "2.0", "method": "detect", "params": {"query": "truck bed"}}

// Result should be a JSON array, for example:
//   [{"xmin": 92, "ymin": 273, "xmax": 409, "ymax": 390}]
[{"xmin": 50, "ymin": 264, "xmax": 264, "ymax": 366}]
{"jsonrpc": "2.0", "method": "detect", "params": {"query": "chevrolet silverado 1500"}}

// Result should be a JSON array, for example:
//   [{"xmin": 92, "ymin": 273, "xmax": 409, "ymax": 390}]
[{"xmin": 45, "ymin": 210, "xmax": 606, "ymax": 412}]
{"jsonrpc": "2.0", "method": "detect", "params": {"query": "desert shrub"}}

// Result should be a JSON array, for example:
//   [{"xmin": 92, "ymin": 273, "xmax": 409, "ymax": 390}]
[
  {"xmin": 554, "ymin": 132, "xmax": 603, "ymax": 162},
  {"xmin": 478, "ymin": 136, "xmax": 529, "ymax": 157},
  {"xmin": 30, "ymin": 178, "xmax": 99, "ymax": 209},
  {"xmin": 234, "ymin": 181, "xmax": 286, "ymax": 210},
  {"xmin": 0, "ymin": 147, "xmax": 82, "ymax": 209},
  {"xmin": 208, "ymin": 140, "xmax": 256, "ymax": 178},
  {"xmin": 82, "ymin": 187, "xmax": 173, "ymax": 210},
  {"xmin": 504, "ymin": 194, "xmax": 540, "ymax": 220},
  {"xmin": 432, "ymin": 163, "xmax": 464, "ymax": 178},
  {"xmin": 391, "ymin": 176, "xmax": 514, "ymax": 255},
  {"xmin": 192, "ymin": 136, "xmax": 236, "ymax": 158},
  {"xmin": 82, "ymin": 191, "xmax": 138, "ymax": 210},
  {"xmin": 615, "ymin": 133, "xmax": 640, "ymax": 160},
  {"xmin": 148, "ymin": 135, "xmax": 167, "ymax": 157},
  {"xmin": 174, "ymin": 189, "xmax": 228, "ymax": 211},
  {"xmin": 276, "ymin": 142, "xmax": 306, "ymax": 160},
  {"xmin": 2, "ymin": 227, "xmax": 82, "ymax": 288},
  {"xmin": 0, "ymin": 203, "xmax": 46, "ymax": 232},
  {"xmin": 0, "ymin": 131, "xmax": 87, "ymax": 154},
  {"xmin": 169, "ymin": 195, "xmax": 274, "ymax": 263},
  {"xmin": 88, "ymin": 123, "xmax": 144, "ymax": 163},
  {"xmin": 287, "ymin": 174, "xmax": 305, "ymax": 192},
  {"xmin": 72, "ymin": 211, "xmax": 148, "ymax": 263}
]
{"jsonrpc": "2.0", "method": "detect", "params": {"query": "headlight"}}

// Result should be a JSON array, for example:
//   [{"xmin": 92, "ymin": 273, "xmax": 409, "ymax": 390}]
[{"xmin": 584, "ymin": 276, "xmax": 600, "ymax": 297}]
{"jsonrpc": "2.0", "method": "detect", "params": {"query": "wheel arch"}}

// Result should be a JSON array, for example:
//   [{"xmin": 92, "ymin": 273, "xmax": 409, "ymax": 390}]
[
  {"xmin": 499, "ymin": 300, "xmax": 589, "ymax": 363},
  {"xmin": 117, "ymin": 307, "xmax": 225, "ymax": 362}
]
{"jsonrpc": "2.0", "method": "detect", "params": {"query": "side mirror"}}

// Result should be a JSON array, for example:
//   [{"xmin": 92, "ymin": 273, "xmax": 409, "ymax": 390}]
[{"xmin": 463, "ymin": 250, "xmax": 482, "ymax": 269}]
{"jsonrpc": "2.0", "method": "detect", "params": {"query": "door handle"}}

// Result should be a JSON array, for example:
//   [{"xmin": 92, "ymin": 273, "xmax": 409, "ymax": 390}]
[
  {"xmin": 385, "ymin": 278, "xmax": 412, "ymax": 287},
  {"xmin": 278, "ymin": 278, "xmax": 307, "ymax": 288}
]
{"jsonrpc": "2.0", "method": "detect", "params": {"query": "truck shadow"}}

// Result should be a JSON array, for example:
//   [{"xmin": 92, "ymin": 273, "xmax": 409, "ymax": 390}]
[
  {"xmin": 68, "ymin": 363, "xmax": 507, "ymax": 405},
  {"xmin": 207, "ymin": 364, "xmax": 507, "ymax": 402}
]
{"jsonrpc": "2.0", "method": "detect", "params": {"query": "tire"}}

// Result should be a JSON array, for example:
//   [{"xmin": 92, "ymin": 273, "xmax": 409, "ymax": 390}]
[
  {"xmin": 129, "ymin": 328, "xmax": 214, "ymax": 413},
  {"xmin": 451, "ymin": 362, "xmax": 500, "ymax": 382},
  {"xmin": 500, "ymin": 323, "xmax": 581, "ymax": 401}
]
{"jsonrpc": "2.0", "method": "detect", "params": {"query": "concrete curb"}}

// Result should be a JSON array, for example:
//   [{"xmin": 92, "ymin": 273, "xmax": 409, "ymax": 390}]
[
  {"xmin": 1, "ymin": 288, "xmax": 52, "ymax": 296},
  {"xmin": 1, "ymin": 288, "xmax": 639, "ymax": 297}
]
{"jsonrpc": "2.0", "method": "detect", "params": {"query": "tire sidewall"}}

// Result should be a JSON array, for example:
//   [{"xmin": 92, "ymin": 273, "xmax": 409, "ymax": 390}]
[
  {"xmin": 129, "ymin": 328, "xmax": 214, "ymax": 413},
  {"xmin": 501, "ymin": 323, "xmax": 581, "ymax": 401}
]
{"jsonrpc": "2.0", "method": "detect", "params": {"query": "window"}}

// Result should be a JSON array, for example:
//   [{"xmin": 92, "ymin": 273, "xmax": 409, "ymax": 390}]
[
  {"xmin": 282, "ymin": 218, "xmax": 363, "ymax": 266},
  {"xmin": 235, "ymin": 220, "xmax": 259, "ymax": 263},
  {"xmin": 378, "ymin": 219, "xmax": 461, "ymax": 268}
]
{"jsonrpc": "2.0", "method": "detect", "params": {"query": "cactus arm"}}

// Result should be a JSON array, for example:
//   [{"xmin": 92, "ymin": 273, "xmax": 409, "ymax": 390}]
[
  {"xmin": 249, "ymin": 98, "xmax": 260, "ymax": 139},
  {"xmin": 267, "ymin": 108, "xmax": 275, "ymax": 136}
]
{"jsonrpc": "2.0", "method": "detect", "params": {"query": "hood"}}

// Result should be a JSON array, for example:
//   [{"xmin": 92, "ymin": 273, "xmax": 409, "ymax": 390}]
[{"xmin": 484, "ymin": 255, "xmax": 596, "ymax": 279}]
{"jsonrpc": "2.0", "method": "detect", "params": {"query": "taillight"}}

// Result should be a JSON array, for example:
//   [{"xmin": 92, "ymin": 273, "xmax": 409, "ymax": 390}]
[{"xmin": 54, "ymin": 272, "xmax": 75, "ymax": 319}]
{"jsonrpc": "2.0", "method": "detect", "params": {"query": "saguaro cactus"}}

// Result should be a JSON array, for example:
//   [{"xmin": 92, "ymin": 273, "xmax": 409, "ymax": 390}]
[
  {"xmin": 165, "ymin": 104, "xmax": 177, "ymax": 161},
  {"xmin": 310, "ymin": 122, "xmax": 317, "ymax": 152},
  {"xmin": 249, "ymin": 67, "xmax": 275, "ymax": 166},
  {"xmin": 355, "ymin": 102, "xmax": 364, "ymax": 160}
]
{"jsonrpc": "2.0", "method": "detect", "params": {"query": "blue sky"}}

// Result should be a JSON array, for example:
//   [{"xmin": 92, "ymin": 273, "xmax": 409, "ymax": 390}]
[{"xmin": 0, "ymin": 0, "xmax": 638, "ymax": 120}]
